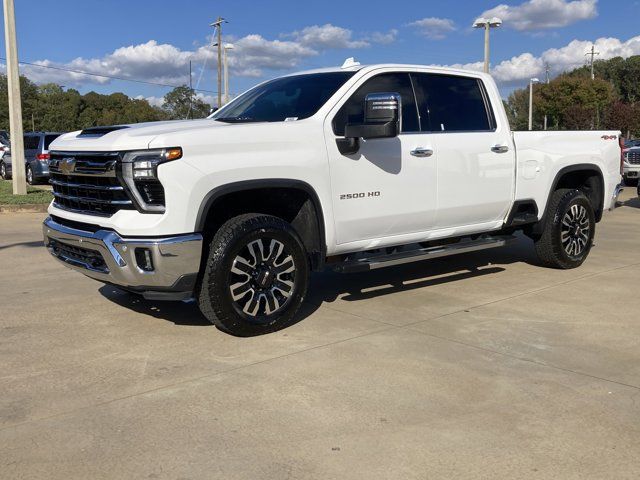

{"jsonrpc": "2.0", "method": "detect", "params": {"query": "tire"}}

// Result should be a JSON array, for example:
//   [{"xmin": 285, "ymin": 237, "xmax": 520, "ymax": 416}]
[
  {"xmin": 534, "ymin": 188, "xmax": 595, "ymax": 269},
  {"xmin": 26, "ymin": 165, "xmax": 34, "ymax": 185},
  {"xmin": 197, "ymin": 213, "xmax": 309, "ymax": 336},
  {"xmin": 0, "ymin": 161, "xmax": 8, "ymax": 180}
]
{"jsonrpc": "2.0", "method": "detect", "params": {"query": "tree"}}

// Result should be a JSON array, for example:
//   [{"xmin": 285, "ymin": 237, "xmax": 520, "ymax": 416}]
[
  {"xmin": 0, "ymin": 74, "xmax": 168, "ymax": 133},
  {"xmin": 603, "ymin": 101, "xmax": 640, "ymax": 138},
  {"xmin": 507, "ymin": 75, "xmax": 616, "ymax": 131},
  {"xmin": 163, "ymin": 86, "xmax": 211, "ymax": 120}
]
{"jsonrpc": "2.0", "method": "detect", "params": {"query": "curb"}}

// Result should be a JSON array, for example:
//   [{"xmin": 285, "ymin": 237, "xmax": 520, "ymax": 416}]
[{"xmin": 0, "ymin": 203, "xmax": 49, "ymax": 213}]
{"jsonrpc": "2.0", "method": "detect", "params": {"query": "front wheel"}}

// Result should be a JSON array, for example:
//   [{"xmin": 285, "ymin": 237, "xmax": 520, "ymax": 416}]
[
  {"xmin": 534, "ymin": 188, "xmax": 595, "ymax": 269},
  {"xmin": 0, "ymin": 161, "xmax": 8, "ymax": 180},
  {"xmin": 197, "ymin": 213, "xmax": 309, "ymax": 336}
]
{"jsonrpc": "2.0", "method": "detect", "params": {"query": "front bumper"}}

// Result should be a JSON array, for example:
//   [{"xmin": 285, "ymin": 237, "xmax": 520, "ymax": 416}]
[{"xmin": 43, "ymin": 217, "xmax": 203, "ymax": 300}]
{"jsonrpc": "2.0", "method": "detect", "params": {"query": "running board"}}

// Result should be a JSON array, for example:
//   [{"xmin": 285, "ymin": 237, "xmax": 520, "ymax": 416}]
[{"xmin": 332, "ymin": 235, "xmax": 517, "ymax": 273}]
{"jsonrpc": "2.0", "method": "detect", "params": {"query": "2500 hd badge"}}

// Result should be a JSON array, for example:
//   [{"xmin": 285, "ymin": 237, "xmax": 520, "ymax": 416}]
[{"xmin": 340, "ymin": 191, "xmax": 381, "ymax": 200}]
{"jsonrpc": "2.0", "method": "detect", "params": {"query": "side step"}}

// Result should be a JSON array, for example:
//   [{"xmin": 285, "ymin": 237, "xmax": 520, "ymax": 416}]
[{"xmin": 332, "ymin": 235, "xmax": 517, "ymax": 273}]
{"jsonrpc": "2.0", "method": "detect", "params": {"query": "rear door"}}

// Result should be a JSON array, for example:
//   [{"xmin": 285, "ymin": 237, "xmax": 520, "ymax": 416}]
[{"xmin": 411, "ymin": 73, "xmax": 515, "ymax": 229}]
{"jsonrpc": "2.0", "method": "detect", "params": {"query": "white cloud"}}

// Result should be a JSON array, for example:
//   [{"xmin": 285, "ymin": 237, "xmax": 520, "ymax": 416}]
[
  {"xmin": 487, "ymin": 35, "xmax": 640, "ymax": 85},
  {"xmin": 135, "ymin": 95, "xmax": 164, "ymax": 107},
  {"xmin": 289, "ymin": 24, "xmax": 369, "ymax": 49},
  {"xmin": 17, "ymin": 23, "xmax": 376, "ymax": 90},
  {"xmin": 408, "ymin": 18, "xmax": 456, "ymax": 40},
  {"xmin": 366, "ymin": 29, "xmax": 398, "ymax": 45},
  {"xmin": 479, "ymin": 0, "xmax": 598, "ymax": 31}
]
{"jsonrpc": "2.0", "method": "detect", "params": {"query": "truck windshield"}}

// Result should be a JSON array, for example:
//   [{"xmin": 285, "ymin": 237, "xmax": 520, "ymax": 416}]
[{"xmin": 213, "ymin": 72, "xmax": 355, "ymax": 123}]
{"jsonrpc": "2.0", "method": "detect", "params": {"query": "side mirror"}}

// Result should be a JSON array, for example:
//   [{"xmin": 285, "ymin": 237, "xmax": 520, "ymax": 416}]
[{"xmin": 337, "ymin": 92, "xmax": 400, "ymax": 155}]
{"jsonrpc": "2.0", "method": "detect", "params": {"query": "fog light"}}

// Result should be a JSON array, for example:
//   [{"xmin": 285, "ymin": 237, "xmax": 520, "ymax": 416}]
[{"xmin": 135, "ymin": 248, "xmax": 154, "ymax": 272}]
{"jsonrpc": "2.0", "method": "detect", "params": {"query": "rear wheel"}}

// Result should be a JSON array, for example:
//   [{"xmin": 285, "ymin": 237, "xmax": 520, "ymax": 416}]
[
  {"xmin": 197, "ymin": 213, "xmax": 309, "ymax": 336},
  {"xmin": 0, "ymin": 161, "xmax": 8, "ymax": 180},
  {"xmin": 26, "ymin": 165, "xmax": 34, "ymax": 185},
  {"xmin": 534, "ymin": 188, "xmax": 595, "ymax": 269}
]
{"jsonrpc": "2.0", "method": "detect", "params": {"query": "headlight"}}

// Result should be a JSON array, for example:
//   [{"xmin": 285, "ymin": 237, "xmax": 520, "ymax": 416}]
[{"xmin": 120, "ymin": 148, "xmax": 182, "ymax": 213}]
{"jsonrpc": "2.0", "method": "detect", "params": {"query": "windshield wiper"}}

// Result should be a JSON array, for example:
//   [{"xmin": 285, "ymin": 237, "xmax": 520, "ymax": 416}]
[{"xmin": 215, "ymin": 116, "xmax": 258, "ymax": 123}]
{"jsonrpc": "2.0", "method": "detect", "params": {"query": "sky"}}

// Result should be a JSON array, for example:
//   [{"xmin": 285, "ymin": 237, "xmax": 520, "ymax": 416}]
[{"xmin": 1, "ymin": 0, "xmax": 639, "ymax": 106}]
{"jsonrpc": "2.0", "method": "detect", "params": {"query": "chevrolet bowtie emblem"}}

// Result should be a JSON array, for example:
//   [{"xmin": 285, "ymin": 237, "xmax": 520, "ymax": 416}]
[{"xmin": 59, "ymin": 157, "xmax": 76, "ymax": 175}]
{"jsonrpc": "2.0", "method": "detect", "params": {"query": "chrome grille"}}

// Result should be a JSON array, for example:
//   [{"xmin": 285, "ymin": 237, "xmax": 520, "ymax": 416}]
[
  {"xmin": 626, "ymin": 150, "xmax": 640, "ymax": 165},
  {"xmin": 49, "ymin": 152, "xmax": 135, "ymax": 216}
]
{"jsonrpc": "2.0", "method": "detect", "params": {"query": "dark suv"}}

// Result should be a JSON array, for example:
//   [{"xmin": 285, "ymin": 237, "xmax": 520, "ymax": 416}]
[{"xmin": 0, "ymin": 132, "xmax": 62, "ymax": 184}]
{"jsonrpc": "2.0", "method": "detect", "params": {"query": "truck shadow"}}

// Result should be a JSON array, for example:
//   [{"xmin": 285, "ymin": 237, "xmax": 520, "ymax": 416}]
[
  {"xmin": 308, "ymin": 234, "xmax": 537, "ymax": 305},
  {"xmin": 0, "ymin": 240, "xmax": 44, "ymax": 251},
  {"xmin": 622, "ymin": 197, "xmax": 640, "ymax": 209},
  {"xmin": 98, "ymin": 234, "xmax": 540, "ymax": 330}
]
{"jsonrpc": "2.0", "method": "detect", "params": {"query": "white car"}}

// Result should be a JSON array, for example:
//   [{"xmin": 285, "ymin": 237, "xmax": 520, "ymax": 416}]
[{"xmin": 43, "ymin": 62, "xmax": 624, "ymax": 335}]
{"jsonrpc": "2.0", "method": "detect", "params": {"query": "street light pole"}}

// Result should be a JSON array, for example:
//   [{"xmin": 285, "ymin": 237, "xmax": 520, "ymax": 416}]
[
  {"xmin": 473, "ymin": 17, "xmax": 502, "ymax": 73},
  {"xmin": 3, "ymin": 0, "xmax": 26, "ymax": 195},
  {"xmin": 529, "ymin": 77, "xmax": 540, "ymax": 131},
  {"xmin": 484, "ymin": 24, "xmax": 490, "ymax": 74}
]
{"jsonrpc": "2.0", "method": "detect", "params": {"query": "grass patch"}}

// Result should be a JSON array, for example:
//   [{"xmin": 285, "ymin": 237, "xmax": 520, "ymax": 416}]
[{"xmin": 0, "ymin": 180, "xmax": 53, "ymax": 205}]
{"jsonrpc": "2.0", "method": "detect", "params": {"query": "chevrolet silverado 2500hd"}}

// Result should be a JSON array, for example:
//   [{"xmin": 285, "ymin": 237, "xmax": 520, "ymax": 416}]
[{"xmin": 43, "ymin": 62, "xmax": 624, "ymax": 336}]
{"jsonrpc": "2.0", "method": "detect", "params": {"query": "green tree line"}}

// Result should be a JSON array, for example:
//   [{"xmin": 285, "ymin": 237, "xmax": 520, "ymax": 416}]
[
  {"xmin": 0, "ymin": 75, "xmax": 212, "ymax": 133},
  {"xmin": 505, "ymin": 55, "xmax": 640, "ymax": 136}
]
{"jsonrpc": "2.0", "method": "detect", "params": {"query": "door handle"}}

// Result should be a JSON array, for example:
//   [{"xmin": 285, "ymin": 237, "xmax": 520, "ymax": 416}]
[
  {"xmin": 491, "ymin": 145, "xmax": 509, "ymax": 153},
  {"xmin": 410, "ymin": 147, "xmax": 434, "ymax": 157}
]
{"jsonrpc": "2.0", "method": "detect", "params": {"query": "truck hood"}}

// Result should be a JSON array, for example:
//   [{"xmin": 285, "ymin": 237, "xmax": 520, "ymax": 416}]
[{"xmin": 50, "ymin": 119, "xmax": 225, "ymax": 152}]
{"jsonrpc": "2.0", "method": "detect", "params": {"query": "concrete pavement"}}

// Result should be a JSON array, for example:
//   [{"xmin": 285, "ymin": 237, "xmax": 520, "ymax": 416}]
[{"xmin": 1, "ymin": 190, "xmax": 639, "ymax": 479}]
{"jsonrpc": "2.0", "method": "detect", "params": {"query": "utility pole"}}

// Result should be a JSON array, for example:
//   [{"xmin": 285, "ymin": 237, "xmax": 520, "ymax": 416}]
[
  {"xmin": 210, "ymin": 17, "xmax": 227, "ymax": 109},
  {"xmin": 3, "ymin": 0, "xmax": 26, "ymax": 194},
  {"xmin": 543, "ymin": 62, "xmax": 550, "ymax": 130},
  {"xmin": 585, "ymin": 44, "xmax": 600, "ymax": 80}
]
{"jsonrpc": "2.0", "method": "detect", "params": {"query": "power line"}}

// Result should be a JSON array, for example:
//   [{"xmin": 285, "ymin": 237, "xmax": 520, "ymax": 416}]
[{"xmin": 0, "ymin": 56, "xmax": 219, "ymax": 94}]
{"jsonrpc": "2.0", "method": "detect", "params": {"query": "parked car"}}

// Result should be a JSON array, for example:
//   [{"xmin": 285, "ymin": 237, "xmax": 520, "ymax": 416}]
[
  {"xmin": 0, "ymin": 139, "xmax": 9, "ymax": 163},
  {"xmin": 0, "ymin": 132, "xmax": 62, "ymax": 184},
  {"xmin": 0, "ymin": 130, "xmax": 10, "ymax": 145},
  {"xmin": 42, "ymin": 62, "xmax": 623, "ymax": 336},
  {"xmin": 622, "ymin": 145, "xmax": 640, "ymax": 185}
]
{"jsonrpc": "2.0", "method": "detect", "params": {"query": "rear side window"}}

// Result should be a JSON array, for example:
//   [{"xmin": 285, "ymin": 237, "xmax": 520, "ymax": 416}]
[
  {"xmin": 44, "ymin": 134, "xmax": 60, "ymax": 150},
  {"xmin": 412, "ymin": 74, "xmax": 495, "ymax": 132},
  {"xmin": 332, "ymin": 73, "xmax": 419, "ymax": 136},
  {"xmin": 23, "ymin": 135, "xmax": 40, "ymax": 150}
]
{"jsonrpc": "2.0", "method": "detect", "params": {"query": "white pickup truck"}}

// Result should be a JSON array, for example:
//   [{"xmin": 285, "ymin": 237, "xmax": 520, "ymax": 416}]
[{"xmin": 43, "ymin": 62, "xmax": 624, "ymax": 335}]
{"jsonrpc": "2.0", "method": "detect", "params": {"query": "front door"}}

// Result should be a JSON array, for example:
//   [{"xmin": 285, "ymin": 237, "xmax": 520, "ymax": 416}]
[{"xmin": 325, "ymin": 72, "xmax": 438, "ymax": 246}]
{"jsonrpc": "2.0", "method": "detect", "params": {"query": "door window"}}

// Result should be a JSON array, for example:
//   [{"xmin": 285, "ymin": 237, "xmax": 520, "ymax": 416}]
[
  {"xmin": 411, "ymin": 73, "xmax": 495, "ymax": 132},
  {"xmin": 332, "ymin": 73, "xmax": 420, "ymax": 136}
]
